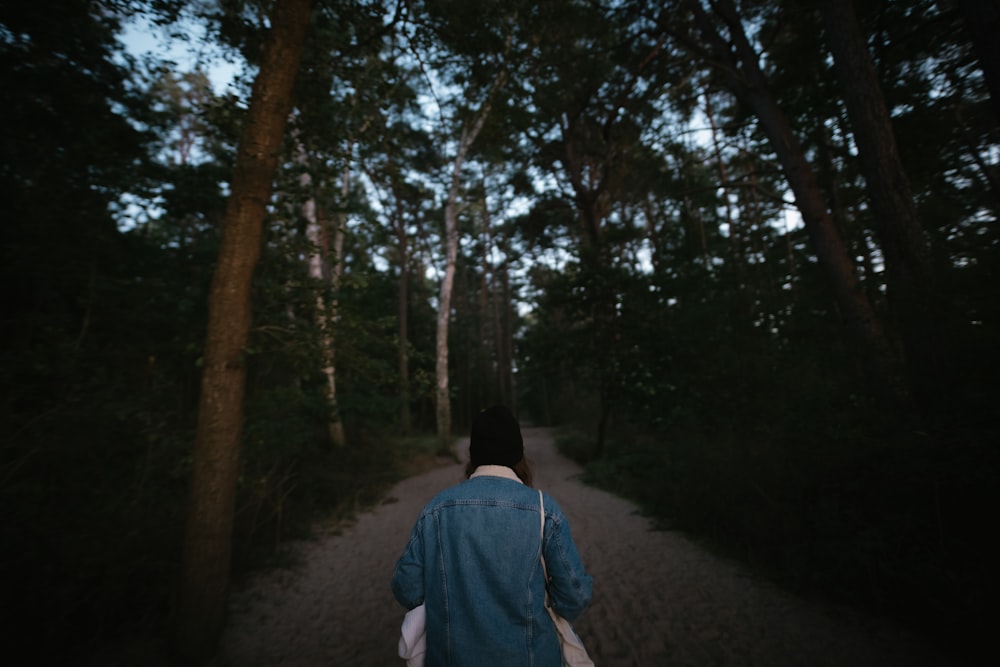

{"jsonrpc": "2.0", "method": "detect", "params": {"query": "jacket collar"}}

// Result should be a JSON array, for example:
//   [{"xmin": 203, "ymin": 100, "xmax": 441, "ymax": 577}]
[{"xmin": 469, "ymin": 465, "xmax": 523, "ymax": 484}]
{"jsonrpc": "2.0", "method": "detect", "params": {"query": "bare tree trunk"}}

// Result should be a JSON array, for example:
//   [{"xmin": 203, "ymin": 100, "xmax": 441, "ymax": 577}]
[
  {"xmin": 299, "ymin": 147, "xmax": 347, "ymax": 447},
  {"xmin": 493, "ymin": 243, "xmax": 511, "ymax": 407},
  {"xmin": 172, "ymin": 0, "xmax": 313, "ymax": 661},
  {"xmin": 497, "ymin": 232, "xmax": 516, "ymax": 408},
  {"xmin": 394, "ymin": 196, "xmax": 412, "ymax": 435},
  {"xmin": 324, "ymin": 166, "xmax": 349, "ymax": 446},
  {"xmin": 478, "ymin": 197, "xmax": 509, "ymax": 407},
  {"xmin": 435, "ymin": 74, "xmax": 504, "ymax": 451},
  {"xmin": 435, "ymin": 176, "xmax": 460, "ymax": 451}
]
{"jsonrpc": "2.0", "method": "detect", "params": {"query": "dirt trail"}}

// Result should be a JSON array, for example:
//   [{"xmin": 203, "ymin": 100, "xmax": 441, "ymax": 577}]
[{"xmin": 219, "ymin": 427, "xmax": 959, "ymax": 666}]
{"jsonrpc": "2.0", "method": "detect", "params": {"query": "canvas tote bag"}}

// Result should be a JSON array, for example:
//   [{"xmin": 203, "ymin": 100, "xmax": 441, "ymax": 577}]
[
  {"xmin": 539, "ymin": 489, "xmax": 595, "ymax": 667},
  {"xmin": 397, "ymin": 602, "xmax": 426, "ymax": 667}
]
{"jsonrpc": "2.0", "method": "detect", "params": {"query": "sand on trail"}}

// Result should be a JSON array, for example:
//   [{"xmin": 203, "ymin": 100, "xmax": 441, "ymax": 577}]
[{"xmin": 219, "ymin": 427, "xmax": 959, "ymax": 667}]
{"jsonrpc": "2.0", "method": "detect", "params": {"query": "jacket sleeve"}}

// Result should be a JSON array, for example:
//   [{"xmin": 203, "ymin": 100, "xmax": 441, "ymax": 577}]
[
  {"xmin": 542, "ymin": 496, "xmax": 593, "ymax": 621},
  {"xmin": 390, "ymin": 515, "xmax": 426, "ymax": 610}
]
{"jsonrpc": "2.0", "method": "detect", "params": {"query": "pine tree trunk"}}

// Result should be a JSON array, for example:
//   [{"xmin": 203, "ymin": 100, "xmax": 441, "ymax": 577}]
[{"xmin": 172, "ymin": 0, "xmax": 313, "ymax": 661}]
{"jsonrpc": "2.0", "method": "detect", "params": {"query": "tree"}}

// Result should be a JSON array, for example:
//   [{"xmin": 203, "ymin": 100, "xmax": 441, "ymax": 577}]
[
  {"xmin": 435, "ymin": 96, "xmax": 500, "ymax": 448},
  {"xmin": 285, "ymin": 0, "xmax": 410, "ymax": 441},
  {"xmin": 819, "ymin": 0, "xmax": 944, "ymax": 418},
  {"xmin": 172, "ymin": 0, "xmax": 314, "ymax": 660},
  {"xmin": 509, "ymin": 0, "xmax": 676, "ymax": 454},
  {"xmin": 412, "ymin": 10, "xmax": 511, "ymax": 448},
  {"xmin": 669, "ymin": 0, "xmax": 911, "ymax": 411},
  {"xmin": 363, "ymin": 124, "xmax": 438, "ymax": 435}
]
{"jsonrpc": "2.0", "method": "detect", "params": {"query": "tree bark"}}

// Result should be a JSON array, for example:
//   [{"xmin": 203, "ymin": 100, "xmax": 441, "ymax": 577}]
[{"xmin": 172, "ymin": 0, "xmax": 313, "ymax": 661}]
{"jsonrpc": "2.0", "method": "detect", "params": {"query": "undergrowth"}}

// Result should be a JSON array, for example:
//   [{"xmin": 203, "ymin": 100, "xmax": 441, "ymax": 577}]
[
  {"xmin": 1, "ymin": 422, "xmax": 447, "ymax": 666},
  {"xmin": 555, "ymin": 422, "xmax": 996, "ymax": 662}
]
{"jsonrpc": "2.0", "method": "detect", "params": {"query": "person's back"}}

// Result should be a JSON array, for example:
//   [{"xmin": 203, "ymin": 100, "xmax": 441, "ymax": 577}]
[{"xmin": 391, "ymin": 406, "xmax": 592, "ymax": 666}]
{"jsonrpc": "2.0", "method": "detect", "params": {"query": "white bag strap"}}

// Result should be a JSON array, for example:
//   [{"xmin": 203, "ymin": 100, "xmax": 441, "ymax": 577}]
[
  {"xmin": 538, "ymin": 491, "xmax": 595, "ymax": 665},
  {"xmin": 538, "ymin": 490, "xmax": 545, "ymax": 536},
  {"xmin": 538, "ymin": 490, "xmax": 549, "ymax": 581}
]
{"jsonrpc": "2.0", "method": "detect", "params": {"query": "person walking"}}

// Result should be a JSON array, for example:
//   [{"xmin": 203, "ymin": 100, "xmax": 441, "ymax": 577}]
[{"xmin": 391, "ymin": 405, "xmax": 593, "ymax": 666}]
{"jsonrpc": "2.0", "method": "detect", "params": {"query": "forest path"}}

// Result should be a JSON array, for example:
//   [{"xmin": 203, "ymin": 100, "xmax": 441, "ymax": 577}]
[{"xmin": 219, "ymin": 427, "xmax": 957, "ymax": 666}]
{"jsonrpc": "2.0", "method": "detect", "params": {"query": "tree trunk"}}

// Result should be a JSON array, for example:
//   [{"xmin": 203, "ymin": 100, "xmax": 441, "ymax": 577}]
[
  {"xmin": 299, "ymin": 147, "xmax": 347, "ymax": 447},
  {"xmin": 435, "ymin": 83, "xmax": 501, "ymax": 451},
  {"xmin": 325, "ymin": 166, "xmax": 349, "ymax": 446},
  {"xmin": 435, "ymin": 178, "xmax": 460, "ymax": 452},
  {"xmin": 815, "ymin": 124, "xmax": 882, "ymax": 306},
  {"xmin": 681, "ymin": 0, "xmax": 910, "ymax": 410},
  {"xmin": 475, "ymin": 204, "xmax": 489, "ymax": 400},
  {"xmin": 496, "ymin": 235, "xmax": 515, "ymax": 408},
  {"xmin": 479, "ymin": 198, "xmax": 509, "ymax": 407},
  {"xmin": 558, "ymin": 113, "xmax": 624, "ymax": 454},
  {"xmin": 819, "ymin": 0, "xmax": 944, "ymax": 417},
  {"xmin": 394, "ymin": 196, "xmax": 412, "ymax": 436},
  {"xmin": 172, "ymin": 0, "xmax": 313, "ymax": 661}
]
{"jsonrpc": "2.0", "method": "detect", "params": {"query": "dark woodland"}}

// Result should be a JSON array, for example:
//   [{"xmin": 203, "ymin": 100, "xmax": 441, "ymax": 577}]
[{"xmin": 1, "ymin": 0, "xmax": 997, "ymax": 663}]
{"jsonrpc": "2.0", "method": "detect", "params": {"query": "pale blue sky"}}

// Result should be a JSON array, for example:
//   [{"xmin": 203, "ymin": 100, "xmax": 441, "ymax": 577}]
[{"xmin": 118, "ymin": 15, "xmax": 244, "ymax": 95}]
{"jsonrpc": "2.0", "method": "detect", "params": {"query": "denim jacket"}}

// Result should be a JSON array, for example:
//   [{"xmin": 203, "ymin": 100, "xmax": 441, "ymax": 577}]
[{"xmin": 391, "ymin": 466, "xmax": 593, "ymax": 667}]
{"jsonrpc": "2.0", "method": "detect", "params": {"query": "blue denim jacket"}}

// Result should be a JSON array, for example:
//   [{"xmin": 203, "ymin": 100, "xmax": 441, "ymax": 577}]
[{"xmin": 391, "ymin": 466, "xmax": 593, "ymax": 667}]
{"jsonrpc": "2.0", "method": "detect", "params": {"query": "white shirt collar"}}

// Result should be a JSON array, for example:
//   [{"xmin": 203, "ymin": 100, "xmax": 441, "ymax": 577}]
[{"xmin": 469, "ymin": 464, "xmax": 523, "ymax": 484}]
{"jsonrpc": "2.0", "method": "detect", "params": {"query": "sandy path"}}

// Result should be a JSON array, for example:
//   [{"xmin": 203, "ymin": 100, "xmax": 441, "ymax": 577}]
[{"xmin": 219, "ymin": 427, "xmax": 959, "ymax": 666}]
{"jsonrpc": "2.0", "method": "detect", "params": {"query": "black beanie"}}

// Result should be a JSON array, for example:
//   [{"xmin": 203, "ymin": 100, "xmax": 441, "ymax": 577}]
[{"xmin": 469, "ymin": 405, "xmax": 524, "ymax": 468}]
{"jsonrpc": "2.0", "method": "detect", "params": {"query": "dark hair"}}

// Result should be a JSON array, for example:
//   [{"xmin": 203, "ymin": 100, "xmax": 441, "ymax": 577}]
[
  {"xmin": 469, "ymin": 405, "xmax": 523, "ymax": 468},
  {"xmin": 465, "ymin": 456, "xmax": 534, "ymax": 487}
]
